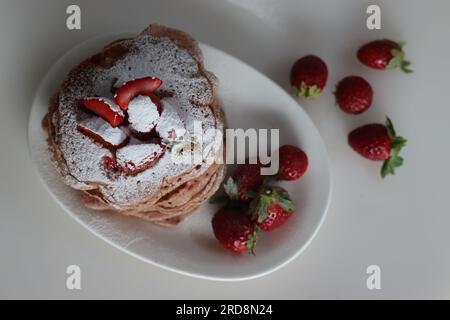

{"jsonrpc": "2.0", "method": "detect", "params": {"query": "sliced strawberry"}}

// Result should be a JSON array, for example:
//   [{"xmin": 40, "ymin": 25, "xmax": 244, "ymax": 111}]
[
  {"xmin": 116, "ymin": 143, "xmax": 164, "ymax": 175},
  {"xmin": 77, "ymin": 117, "xmax": 128, "ymax": 148},
  {"xmin": 127, "ymin": 95, "xmax": 161, "ymax": 135},
  {"xmin": 114, "ymin": 77, "xmax": 163, "ymax": 110},
  {"xmin": 148, "ymin": 92, "xmax": 162, "ymax": 114},
  {"xmin": 101, "ymin": 156, "xmax": 123, "ymax": 173},
  {"xmin": 79, "ymin": 98, "xmax": 125, "ymax": 127}
]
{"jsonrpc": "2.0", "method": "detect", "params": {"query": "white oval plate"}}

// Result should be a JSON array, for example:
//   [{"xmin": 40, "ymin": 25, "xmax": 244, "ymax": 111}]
[{"xmin": 28, "ymin": 33, "xmax": 332, "ymax": 281}]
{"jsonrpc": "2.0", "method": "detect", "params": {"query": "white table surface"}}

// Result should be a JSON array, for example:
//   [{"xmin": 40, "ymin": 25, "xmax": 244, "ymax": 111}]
[{"xmin": 1, "ymin": 0, "xmax": 449, "ymax": 299}]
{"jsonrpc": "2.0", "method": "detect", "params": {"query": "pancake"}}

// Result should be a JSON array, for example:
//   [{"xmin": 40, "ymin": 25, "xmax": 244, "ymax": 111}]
[{"xmin": 43, "ymin": 24, "xmax": 226, "ymax": 225}]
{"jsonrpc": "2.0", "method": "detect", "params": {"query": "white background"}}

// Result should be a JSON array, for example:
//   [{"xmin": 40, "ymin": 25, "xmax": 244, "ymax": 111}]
[{"xmin": 1, "ymin": 0, "xmax": 449, "ymax": 299}]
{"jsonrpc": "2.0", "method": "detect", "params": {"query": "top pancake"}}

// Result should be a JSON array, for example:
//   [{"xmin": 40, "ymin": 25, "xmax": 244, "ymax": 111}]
[{"xmin": 45, "ymin": 24, "xmax": 225, "ymax": 211}]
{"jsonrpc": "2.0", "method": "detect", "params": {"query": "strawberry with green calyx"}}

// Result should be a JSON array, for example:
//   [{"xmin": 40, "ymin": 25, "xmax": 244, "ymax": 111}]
[
  {"xmin": 209, "ymin": 162, "xmax": 269, "ymax": 205},
  {"xmin": 250, "ymin": 186, "xmax": 295, "ymax": 232},
  {"xmin": 212, "ymin": 206, "xmax": 260, "ymax": 254},
  {"xmin": 290, "ymin": 55, "xmax": 328, "ymax": 99},
  {"xmin": 357, "ymin": 39, "xmax": 413, "ymax": 73},
  {"xmin": 348, "ymin": 117, "xmax": 407, "ymax": 178},
  {"xmin": 224, "ymin": 163, "xmax": 266, "ymax": 201}
]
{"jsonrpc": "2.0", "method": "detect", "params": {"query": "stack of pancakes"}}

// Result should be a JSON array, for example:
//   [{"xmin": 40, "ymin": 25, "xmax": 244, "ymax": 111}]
[{"xmin": 43, "ymin": 24, "xmax": 226, "ymax": 226}]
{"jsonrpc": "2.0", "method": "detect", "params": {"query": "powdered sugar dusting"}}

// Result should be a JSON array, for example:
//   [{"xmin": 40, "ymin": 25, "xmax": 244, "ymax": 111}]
[
  {"xmin": 156, "ymin": 98, "xmax": 186, "ymax": 142},
  {"xmin": 116, "ymin": 144, "xmax": 164, "ymax": 171},
  {"xmin": 127, "ymin": 95, "xmax": 160, "ymax": 133},
  {"xmin": 78, "ymin": 116, "xmax": 127, "ymax": 146},
  {"xmin": 53, "ymin": 33, "xmax": 223, "ymax": 207}
]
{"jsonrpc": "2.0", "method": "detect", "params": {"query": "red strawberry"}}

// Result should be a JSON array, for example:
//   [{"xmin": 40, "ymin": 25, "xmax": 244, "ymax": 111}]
[
  {"xmin": 102, "ymin": 156, "xmax": 123, "ymax": 173},
  {"xmin": 148, "ymin": 92, "xmax": 162, "ymax": 114},
  {"xmin": 335, "ymin": 76, "xmax": 373, "ymax": 114},
  {"xmin": 114, "ymin": 77, "xmax": 163, "ymax": 110},
  {"xmin": 290, "ymin": 55, "xmax": 328, "ymax": 98},
  {"xmin": 278, "ymin": 144, "xmax": 308, "ymax": 181},
  {"xmin": 80, "ymin": 98, "xmax": 125, "ymax": 127},
  {"xmin": 212, "ymin": 206, "xmax": 258, "ymax": 253},
  {"xmin": 348, "ymin": 117, "xmax": 407, "ymax": 178},
  {"xmin": 250, "ymin": 186, "xmax": 294, "ymax": 232},
  {"xmin": 357, "ymin": 39, "xmax": 412, "ymax": 73},
  {"xmin": 224, "ymin": 162, "xmax": 265, "ymax": 201}
]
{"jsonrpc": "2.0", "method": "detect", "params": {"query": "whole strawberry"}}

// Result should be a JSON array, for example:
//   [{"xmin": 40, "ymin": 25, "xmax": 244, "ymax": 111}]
[
  {"xmin": 348, "ymin": 117, "xmax": 407, "ymax": 178},
  {"xmin": 212, "ymin": 206, "xmax": 258, "ymax": 253},
  {"xmin": 290, "ymin": 55, "xmax": 328, "ymax": 98},
  {"xmin": 335, "ymin": 76, "xmax": 373, "ymax": 114},
  {"xmin": 278, "ymin": 144, "xmax": 308, "ymax": 181},
  {"xmin": 224, "ymin": 162, "xmax": 266, "ymax": 201},
  {"xmin": 357, "ymin": 39, "xmax": 412, "ymax": 73},
  {"xmin": 250, "ymin": 186, "xmax": 295, "ymax": 232}
]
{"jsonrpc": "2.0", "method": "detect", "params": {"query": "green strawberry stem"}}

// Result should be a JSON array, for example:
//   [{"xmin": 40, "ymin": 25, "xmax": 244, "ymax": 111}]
[
  {"xmin": 387, "ymin": 44, "xmax": 413, "ymax": 73},
  {"xmin": 381, "ymin": 117, "xmax": 407, "ymax": 178},
  {"xmin": 246, "ymin": 226, "xmax": 260, "ymax": 255},
  {"xmin": 400, "ymin": 60, "xmax": 413, "ymax": 74},
  {"xmin": 223, "ymin": 177, "xmax": 239, "ymax": 200},
  {"xmin": 295, "ymin": 82, "xmax": 321, "ymax": 98},
  {"xmin": 250, "ymin": 186, "xmax": 295, "ymax": 223}
]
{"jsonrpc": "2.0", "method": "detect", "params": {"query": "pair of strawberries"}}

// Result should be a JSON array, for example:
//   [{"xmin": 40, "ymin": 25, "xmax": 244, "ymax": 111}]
[
  {"xmin": 212, "ymin": 145, "xmax": 308, "ymax": 253},
  {"xmin": 290, "ymin": 39, "xmax": 410, "ymax": 178}
]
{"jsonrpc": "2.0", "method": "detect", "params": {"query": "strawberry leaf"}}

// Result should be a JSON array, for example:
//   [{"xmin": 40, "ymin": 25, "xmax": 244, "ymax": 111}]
[
  {"xmin": 387, "ymin": 48, "xmax": 413, "ymax": 73},
  {"xmin": 401, "ymin": 60, "xmax": 413, "ymax": 73},
  {"xmin": 246, "ymin": 227, "xmax": 260, "ymax": 255},
  {"xmin": 381, "ymin": 117, "xmax": 407, "ymax": 178},
  {"xmin": 391, "ymin": 136, "xmax": 407, "ymax": 152},
  {"xmin": 272, "ymin": 187, "xmax": 295, "ymax": 212},
  {"xmin": 387, "ymin": 49, "xmax": 404, "ymax": 69},
  {"xmin": 295, "ymin": 82, "xmax": 321, "ymax": 99},
  {"xmin": 223, "ymin": 177, "xmax": 238, "ymax": 200},
  {"xmin": 397, "ymin": 41, "xmax": 406, "ymax": 49},
  {"xmin": 249, "ymin": 186, "xmax": 295, "ymax": 223},
  {"xmin": 381, "ymin": 154, "xmax": 404, "ymax": 178},
  {"xmin": 307, "ymin": 85, "xmax": 321, "ymax": 98},
  {"xmin": 256, "ymin": 198, "xmax": 269, "ymax": 223},
  {"xmin": 385, "ymin": 116, "xmax": 397, "ymax": 137}
]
